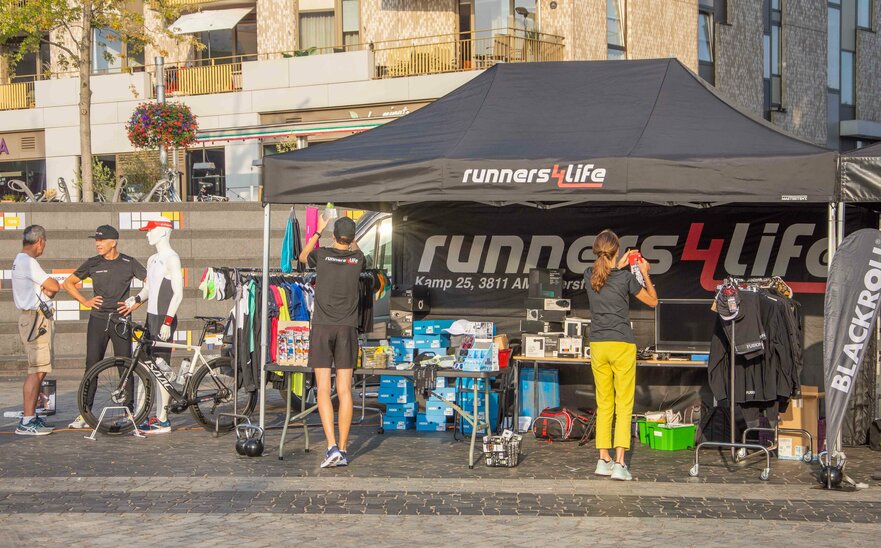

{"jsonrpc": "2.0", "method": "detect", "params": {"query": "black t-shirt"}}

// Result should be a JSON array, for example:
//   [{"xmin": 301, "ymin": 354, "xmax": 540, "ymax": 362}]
[
  {"xmin": 74, "ymin": 253, "xmax": 147, "ymax": 318},
  {"xmin": 308, "ymin": 247, "xmax": 366, "ymax": 327},
  {"xmin": 584, "ymin": 267, "xmax": 642, "ymax": 344}
]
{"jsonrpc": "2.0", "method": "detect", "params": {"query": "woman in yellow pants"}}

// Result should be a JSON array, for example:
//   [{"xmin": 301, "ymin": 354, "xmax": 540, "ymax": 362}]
[{"xmin": 584, "ymin": 230, "xmax": 657, "ymax": 480}]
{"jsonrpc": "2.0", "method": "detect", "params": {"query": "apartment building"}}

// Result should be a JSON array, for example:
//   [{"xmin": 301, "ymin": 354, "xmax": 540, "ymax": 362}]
[{"xmin": 0, "ymin": 0, "xmax": 879, "ymax": 200}]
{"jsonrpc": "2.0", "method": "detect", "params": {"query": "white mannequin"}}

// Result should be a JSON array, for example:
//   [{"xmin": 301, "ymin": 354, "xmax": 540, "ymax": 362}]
[{"xmin": 124, "ymin": 222, "xmax": 183, "ymax": 429}]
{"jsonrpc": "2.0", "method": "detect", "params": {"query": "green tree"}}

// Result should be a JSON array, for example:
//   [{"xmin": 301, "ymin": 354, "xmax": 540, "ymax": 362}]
[{"xmin": 0, "ymin": 0, "xmax": 184, "ymax": 202}]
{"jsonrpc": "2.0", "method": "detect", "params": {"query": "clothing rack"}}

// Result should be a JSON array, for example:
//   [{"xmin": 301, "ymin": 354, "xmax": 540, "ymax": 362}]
[{"xmin": 690, "ymin": 277, "xmax": 772, "ymax": 481}]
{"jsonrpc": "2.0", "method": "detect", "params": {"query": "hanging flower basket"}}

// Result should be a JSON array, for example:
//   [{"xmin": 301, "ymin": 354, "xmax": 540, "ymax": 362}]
[{"xmin": 126, "ymin": 101, "xmax": 198, "ymax": 150}]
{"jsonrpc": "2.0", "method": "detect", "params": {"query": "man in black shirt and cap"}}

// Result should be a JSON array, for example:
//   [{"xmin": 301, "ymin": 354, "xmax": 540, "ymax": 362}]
[
  {"xmin": 298, "ymin": 215, "xmax": 365, "ymax": 468},
  {"xmin": 63, "ymin": 225, "xmax": 147, "ymax": 428}
]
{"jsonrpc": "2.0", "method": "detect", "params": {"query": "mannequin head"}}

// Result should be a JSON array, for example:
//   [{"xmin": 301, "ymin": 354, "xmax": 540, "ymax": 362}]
[
  {"xmin": 146, "ymin": 226, "xmax": 172, "ymax": 246},
  {"xmin": 139, "ymin": 220, "xmax": 174, "ymax": 247}
]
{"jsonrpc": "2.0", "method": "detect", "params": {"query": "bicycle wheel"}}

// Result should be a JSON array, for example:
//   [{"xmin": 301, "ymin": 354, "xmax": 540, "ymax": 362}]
[
  {"xmin": 78, "ymin": 357, "xmax": 153, "ymax": 435},
  {"xmin": 189, "ymin": 356, "xmax": 257, "ymax": 432}
]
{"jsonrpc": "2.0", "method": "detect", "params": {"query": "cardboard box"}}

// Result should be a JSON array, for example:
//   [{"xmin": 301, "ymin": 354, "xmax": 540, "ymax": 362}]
[
  {"xmin": 416, "ymin": 414, "xmax": 448, "ymax": 431},
  {"xmin": 557, "ymin": 336, "xmax": 583, "ymax": 358},
  {"xmin": 564, "ymin": 318, "xmax": 591, "ymax": 338},
  {"xmin": 413, "ymin": 334, "xmax": 451, "ymax": 348},
  {"xmin": 524, "ymin": 297, "xmax": 571, "ymax": 311},
  {"xmin": 528, "ymin": 268, "xmax": 564, "ymax": 298},
  {"xmin": 383, "ymin": 417, "xmax": 416, "ymax": 430},
  {"xmin": 526, "ymin": 309, "xmax": 567, "ymax": 322},
  {"xmin": 426, "ymin": 403, "xmax": 454, "ymax": 417},
  {"xmin": 429, "ymin": 387, "xmax": 457, "ymax": 402},
  {"xmin": 385, "ymin": 403, "xmax": 417, "ymax": 418},
  {"xmin": 519, "ymin": 320, "xmax": 564, "ymax": 333},
  {"xmin": 524, "ymin": 334, "xmax": 545, "ymax": 358},
  {"xmin": 389, "ymin": 310, "xmax": 415, "ymax": 337},
  {"xmin": 778, "ymin": 385, "xmax": 821, "ymax": 461},
  {"xmin": 413, "ymin": 319, "xmax": 455, "ymax": 335},
  {"xmin": 390, "ymin": 286, "xmax": 430, "ymax": 313}
]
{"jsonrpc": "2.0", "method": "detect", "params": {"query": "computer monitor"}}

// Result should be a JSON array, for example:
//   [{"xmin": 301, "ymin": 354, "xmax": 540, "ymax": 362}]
[{"xmin": 654, "ymin": 299, "xmax": 715, "ymax": 354}]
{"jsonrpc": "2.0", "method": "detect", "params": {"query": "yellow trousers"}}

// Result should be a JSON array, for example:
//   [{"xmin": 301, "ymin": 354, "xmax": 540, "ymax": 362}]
[{"xmin": 590, "ymin": 341, "xmax": 636, "ymax": 450}]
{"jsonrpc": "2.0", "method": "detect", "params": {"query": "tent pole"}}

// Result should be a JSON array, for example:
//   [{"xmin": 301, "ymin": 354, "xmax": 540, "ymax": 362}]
[
  {"xmin": 837, "ymin": 201, "xmax": 845, "ymax": 246},
  {"xmin": 259, "ymin": 203, "xmax": 271, "ymax": 430}
]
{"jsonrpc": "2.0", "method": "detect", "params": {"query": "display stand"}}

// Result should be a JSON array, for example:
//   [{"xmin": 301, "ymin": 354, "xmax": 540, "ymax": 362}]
[
  {"xmin": 84, "ymin": 406, "xmax": 144, "ymax": 441},
  {"xmin": 689, "ymin": 314, "xmax": 772, "ymax": 481},
  {"xmin": 735, "ymin": 424, "xmax": 813, "ymax": 464}
]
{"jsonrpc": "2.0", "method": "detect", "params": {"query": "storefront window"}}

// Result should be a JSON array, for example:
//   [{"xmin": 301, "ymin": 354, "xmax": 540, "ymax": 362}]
[
  {"xmin": 187, "ymin": 148, "xmax": 225, "ymax": 199},
  {"xmin": 0, "ymin": 159, "xmax": 46, "ymax": 198}
]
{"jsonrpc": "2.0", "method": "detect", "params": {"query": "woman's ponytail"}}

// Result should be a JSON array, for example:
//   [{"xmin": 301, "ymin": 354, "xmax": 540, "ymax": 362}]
[{"xmin": 591, "ymin": 229, "xmax": 620, "ymax": 292}]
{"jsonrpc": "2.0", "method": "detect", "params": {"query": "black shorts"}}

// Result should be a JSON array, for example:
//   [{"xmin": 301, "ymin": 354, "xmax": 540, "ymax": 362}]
[{"xmin": 307, "ymin": 325, "xmax": 359, "ymax": 369}]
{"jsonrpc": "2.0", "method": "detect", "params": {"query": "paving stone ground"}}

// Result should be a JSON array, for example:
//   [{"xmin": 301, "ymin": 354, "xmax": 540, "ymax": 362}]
[{"xmin": 1, "ymin": 373, "xmax": 880, "ymax": 545}]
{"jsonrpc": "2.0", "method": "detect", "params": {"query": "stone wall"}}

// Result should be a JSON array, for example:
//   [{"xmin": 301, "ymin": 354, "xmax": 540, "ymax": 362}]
[
  {"xmin": 716, "ymin": 0, "xmax": 764, "ymax": 117},
  {"xmin": 258, "ymin": 0, "xmax": 298, "ymax": 56},
  {"xmin": 626, "ymin": 0, "xmax": 698, "ymax": 71},
  {"xmin": 538, "ymin": 0, "xmax": 605, "ymax": 61},
  {"xmin": 856, "ymin": 0, "xmax": 881, "ymax": 121},
  {"xmin": 361, "ymin": 0, "xmax": 457, "ymax": 45},
  {"xmin": 770, "ymin": 0, "xmax": 827, "ymax": 144}
]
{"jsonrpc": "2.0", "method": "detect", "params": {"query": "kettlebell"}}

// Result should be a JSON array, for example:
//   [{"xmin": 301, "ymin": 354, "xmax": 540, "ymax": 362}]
[
  {"xmin": 818, "ymin": 464, "xmax": 844, "ymax": 488},
  {"xmin": 234, "ymin": 422, "xmax": 255, "ymax": 456},
  {"xmin": 235, "ymin": 436, "xmax": 247, "ymax": 456},
  {"xmin": 243, "ymin": 437, "xmax": 264, "ymax": 457}
]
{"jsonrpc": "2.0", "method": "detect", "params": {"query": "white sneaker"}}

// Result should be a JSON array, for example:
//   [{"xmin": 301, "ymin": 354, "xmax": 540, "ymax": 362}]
[
  {"xmin": 611, "ymin": 463, "xmax": 633, "ymax": 481},
  {"xmin": 68, "ymin": 415, "xmax": 90, "ymax": 429},
  {"xmin": 594, "ymin": 459, "xmax": 614, "ymax": 476}
]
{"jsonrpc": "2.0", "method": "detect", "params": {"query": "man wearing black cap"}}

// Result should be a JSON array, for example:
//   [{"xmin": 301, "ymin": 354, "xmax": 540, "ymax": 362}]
[
  {"xmin": 298, "ymin": 214, "xmax": 365, "ymax": 468},
  {"xmin": 63, "ymin": 225, "xmax": 147, "ymax": 428}
]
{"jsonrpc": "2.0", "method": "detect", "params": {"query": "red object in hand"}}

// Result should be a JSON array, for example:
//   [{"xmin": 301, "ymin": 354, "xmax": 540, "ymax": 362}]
[{"xmin": 163, "ymin": 315, "xmax": 174, "ymax": 326}]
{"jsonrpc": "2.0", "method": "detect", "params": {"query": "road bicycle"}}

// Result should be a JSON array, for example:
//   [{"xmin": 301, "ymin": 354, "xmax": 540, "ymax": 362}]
[
  {"xmin": 142, "ymin": 168, "xmax": 181, "ymax": 202},
  {"xmin": 77, "ymin": 314, "xmax": 257, "ymax": 435}
]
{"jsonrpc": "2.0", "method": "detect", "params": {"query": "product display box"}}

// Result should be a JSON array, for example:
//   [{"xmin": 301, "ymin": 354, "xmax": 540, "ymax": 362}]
[
  {"xmin": 412, "ymin": 334, "xmax": 451, "ymax": 348},
  {"xmin": 426, "ymin": 402, "xmax": 454, "ymax": 417},
  {"xmin": 458, "ymin": 392, "xmax": 500, "ymax": 435},
  {"xmin": 390, "ymin": 286, "xmax": 430, "ymax": 313},
  {"xmin": 385, "ymin": 402, "xmax": 417, "ymax": 418},
  {"xmin": 389, "ymin": 337, "xmax": 416, "ymax": 350},
  {"xmin": 430, "ymin": 386, "xmax": 457, "ymax": 402},
  {"xmin": 778, "ymin": 385, "xmax": 821, "ymax": 461},
  {"xmin": 383, "ymin": 417, "xmax": 416, "ymax": 430},
  {"xmin": 524, "ymin": 297, "xmax": 571, "ymax": 311},
  {"xmin": 563, "ymin": 318, "xmax": 591, "ymax": 338},
  {"xmin": 276, "ymin": 321, "xmax": 311, "ymax": 366},
  {"xmin": 378, "ymin": 377, "xmax": 416, "ymax": 404},
  {"xmin": 519, "ymin": 320, "xmax": 564, "ymax": 334},
  {"xmin": 413, "ymin": 319, "xmax": 456, "ymax": 335},
  {"xmin": 557, "ymin": 336, "xmax": 583, "ymax": 358},
  {"xmin": 389, "ymin": 310, "xmax": 415, "ymax": 337},
  {"xmin": 528, "ymin": 268, "xmax": 564, "ymax": 299},
  {"xmin": 523, "ymin": 333, "xmax": 562, "ymax": 358},
  {"xmin": 526, "ymin": 309, "xmax": 567, "ymax": 322}
]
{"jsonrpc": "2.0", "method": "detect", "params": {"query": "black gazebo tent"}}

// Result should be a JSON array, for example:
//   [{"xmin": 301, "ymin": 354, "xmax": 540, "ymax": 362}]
[
  {"xmin": 257, "ymin": 59, "xmax": 842, "ymax": 428},
  {"xmin": 264, "ymin": 59, "xmax": 836, "ymax": 207},
  {"xmin": 840, "ymin": 141, "xmax": 881, "ymax": 202}
]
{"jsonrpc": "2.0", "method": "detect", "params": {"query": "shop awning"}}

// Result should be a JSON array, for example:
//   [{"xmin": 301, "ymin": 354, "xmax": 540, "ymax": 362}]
[
  {"xmin": 840, "ymin": 141, "xmax": 881, "ymax": 202},
  {"xmin": 263, "ymin": 59, "xmax": 838, "ymax": 208},
  {"xmin": 169, "ymin": 8, "xmax": 252, "ymax": 35}
]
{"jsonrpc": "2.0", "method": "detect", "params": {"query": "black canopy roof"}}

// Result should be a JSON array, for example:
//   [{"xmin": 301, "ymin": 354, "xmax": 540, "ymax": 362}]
[
  {"xmin": 264, "ymin": 59, "xmax": 837, "ymax": 207},
  {"xmin": 841, "ymin": 141, "xmax": 881, "ymax": 202}
]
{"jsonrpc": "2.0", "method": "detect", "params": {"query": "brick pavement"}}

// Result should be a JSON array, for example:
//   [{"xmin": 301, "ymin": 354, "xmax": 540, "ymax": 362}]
[{"xmin": 1, "ymin": 374, "xmax": 880, "ymax": 545}]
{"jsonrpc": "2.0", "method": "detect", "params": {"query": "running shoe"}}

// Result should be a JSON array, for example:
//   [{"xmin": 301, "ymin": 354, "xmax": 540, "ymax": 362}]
[
  {"xmin": 138, "ymin": 417, "xmax": 171, "ymax": 434},
  {"xmin": 320, "ymin": 445, "xmax": 343, "ymax": 468},
  {"xmin": 594, "ymin": 458, "xmax": 614, "ymax": 476},
  {"xmin": 35, "ymin": 416, "xmax": 54, "ymax": 429},
  {"xmin": 336, "ymin": 450, "xmax": 349, "ymax": 467},
  {"xmin": 68, "ymin": 415, "xmax": 90, "ymax": 429},
  {"xmin": 15, "ymin": 418, "xmax": 53, "ymax": 436},
  {"xmin": 611, "ymin": 463, "xmax": 633, "ymax": 481}
]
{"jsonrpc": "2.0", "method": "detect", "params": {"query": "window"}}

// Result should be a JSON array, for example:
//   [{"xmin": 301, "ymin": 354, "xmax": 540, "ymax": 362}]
[
  {"xmin": 342, "ymin": 0, "xmax": 360, "ymax": 46},
  {"xmin": 841, "ymin": 50, "xmax": 854, "ymax": 105},
  {"xmin": 762, "ymin": 0, "xmax": 782, "ymax": 117},
  {"xmin": 377, "ymin": 217, "xmax": 393, "ymax": 275},
  {"xmin": 857, "ymin": 0, "xmax": 872, "ymax": 29},
  {"xmin": 828, "ymin": 4, "xmax": 841, "ymax": 90},
  {"xmin": 698, "ymin": 5, "xmax": 715, "ymax": 84},
  {"xmin": 299, "ymin": 11, "xmax": 335, "ymax": 51},
  {"xmin": 6, "ymin": 37, "xmax": 50, "ymax": 83},
  {"xmin": 607, "ymin": 0, "xmax": 625, "ymax": 59},
  {"xmin": 358, "ymin": 222, "xmax": 378, "ymax": 269},
  {"xmin": 198, "ymin": 12, "xmax": 258, "ymax": 62},
  {"xmin": 92, "ymin": 28, "xmax": 123, "ymax": 74},
  {"xmin": 187, "ymin": 148, "xmax": 225, "ymax": 200}
]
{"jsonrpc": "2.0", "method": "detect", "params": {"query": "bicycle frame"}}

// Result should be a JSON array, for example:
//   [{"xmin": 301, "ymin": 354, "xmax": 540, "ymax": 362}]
[{"xmin": 113, "ymin": 320, "xmax": 229, "ymax": 412}]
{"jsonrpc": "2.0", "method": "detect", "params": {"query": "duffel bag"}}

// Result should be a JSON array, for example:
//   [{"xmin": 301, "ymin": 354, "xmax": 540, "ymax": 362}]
[{"xmin": 532, "ymin": 407, "xmax": 575, "ymax": 441}]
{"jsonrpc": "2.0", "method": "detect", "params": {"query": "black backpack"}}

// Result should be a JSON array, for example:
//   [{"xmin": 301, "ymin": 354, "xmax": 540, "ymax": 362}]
[{"xmin": 533, "ymin": 407, "xmax": 595, "ymax": 442}]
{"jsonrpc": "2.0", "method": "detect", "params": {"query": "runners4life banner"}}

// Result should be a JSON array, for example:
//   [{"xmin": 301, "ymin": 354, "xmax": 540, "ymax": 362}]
[
  {"xmin": 823, "ymin": 228, "xmax": 881, "ymax": 454},
  {"xmin": 393, "ymin": 203, "xmax": 873, "ymax": 319}
]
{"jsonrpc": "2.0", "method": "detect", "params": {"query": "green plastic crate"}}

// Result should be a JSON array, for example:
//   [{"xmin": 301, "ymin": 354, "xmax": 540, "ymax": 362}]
[
  {"xmin": 637, "ymin": 420, "xmax": 663, "ymax": 445},
  {"xmin": 649, "ymin": 424, "xmax": 696, "ymax": 451}
]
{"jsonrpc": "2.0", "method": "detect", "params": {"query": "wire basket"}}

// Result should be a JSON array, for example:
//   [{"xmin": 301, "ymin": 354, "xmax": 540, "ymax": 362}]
[
  {"xmin": 482, "ymin": 432, "xmax": 522, "ymax": 467},
  {"xmin": 361, "ymin": 346, "xmax": 390, "ymax": 369}
]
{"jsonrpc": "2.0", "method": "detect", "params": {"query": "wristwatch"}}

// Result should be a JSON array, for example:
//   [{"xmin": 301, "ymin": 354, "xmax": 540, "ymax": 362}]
[{"xmin": 312, "ymin": 232, "xmax": 321, "ymax": 239}]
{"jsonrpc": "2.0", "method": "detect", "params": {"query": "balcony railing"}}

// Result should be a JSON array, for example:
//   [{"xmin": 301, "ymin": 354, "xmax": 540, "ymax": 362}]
[
  {"xmin": 0, "ymin": 81, "xmax": 35, "ymax": 111},
  {"xmin": 370, "ymin": 28, "xmax": 565, "ymax": 79},
  {"xmin": 155, "ymin": 56, "xmax": 252, "ymax": 97}
]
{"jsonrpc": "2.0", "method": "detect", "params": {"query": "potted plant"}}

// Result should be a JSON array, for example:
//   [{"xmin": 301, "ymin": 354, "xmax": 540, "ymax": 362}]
[{"xmin": 126, "ymin": 101, "xmax": 198, "ymax": 151}]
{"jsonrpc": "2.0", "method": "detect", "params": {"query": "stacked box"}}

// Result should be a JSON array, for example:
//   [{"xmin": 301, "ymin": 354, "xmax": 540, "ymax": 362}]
[
  {"xmin": 378, "ymin": 376, "xmax": 416, "ymax": 405},
  {"xmin": 458, "ymin": 391, "xmax": 500, "ymax": 435},
  {"xmin": 385, "ymin": 402, "xmax": 417, "ymax": 418},
  {"xmin": 416, "ymin": 413, "xmax": 448, "ymax": 431},
  {"xmin": 413, "ymin": 334, "xmax": 451, "ymax": 349},
  {"xmin": 389, "ymin": 337, "xmax": 416, "ymax": 364},
  {"xmin": 432, "ymin": 386, "xmax": 456, "ymax": 402},
  {"xmin": 413, "ymin": 319, "xmax": 456, "ymax": 335},
  {"xmin": 383, "ymin": 417, "xmax": 416, "ymax": 430}
]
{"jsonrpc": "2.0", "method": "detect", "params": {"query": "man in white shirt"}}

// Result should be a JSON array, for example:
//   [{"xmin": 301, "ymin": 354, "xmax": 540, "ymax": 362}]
[{"xmin": 12, "ymin": 225, "xmax": 60, "ymax": 436}]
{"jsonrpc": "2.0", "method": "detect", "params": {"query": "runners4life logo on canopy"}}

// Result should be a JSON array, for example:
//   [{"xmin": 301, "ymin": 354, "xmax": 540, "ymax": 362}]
[{"xmin": 462, "ymin": 163, "xmax": 606, "ymax": 189}]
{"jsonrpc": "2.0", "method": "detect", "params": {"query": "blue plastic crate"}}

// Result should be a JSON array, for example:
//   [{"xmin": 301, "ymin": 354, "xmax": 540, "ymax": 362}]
[{"xmin": 519, "ymin": 368, "xmax": 560, "ymax": 422}]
